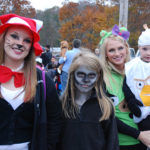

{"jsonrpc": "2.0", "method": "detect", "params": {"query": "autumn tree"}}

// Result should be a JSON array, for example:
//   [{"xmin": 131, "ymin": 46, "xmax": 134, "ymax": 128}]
[
  {"xmin": 128, "ymin": 0, "xmax": 150, "ymax": 50},
  {"xmin": 0, "ymin": 0, "xmax": 36, "ymax": 17},
  {"xmin": 59, "ymin": 2, "xmax": 81, "ymax": 48},
  {"xmin": 105, "ymin": 0, "xmax": 150, "ymax": 50},
  {"xmin": 59, "ymin": 1, "xmax": 118, "ymax": 51}
]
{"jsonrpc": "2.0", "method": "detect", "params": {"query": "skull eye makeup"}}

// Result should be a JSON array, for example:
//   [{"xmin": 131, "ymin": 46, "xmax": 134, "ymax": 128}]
[
  {"xmin": 77, "ymin": 72, "xmax": 85, "ymax": 78},
  {"xmin": 77, "ymin": 72, "xmax": 96, "ymax": 79},
  {"xmin": 88, "ymin": 73, "xmax": 96, "ymax": 79},
  {"xmin": 136, "ymin": 81, "xmax": 145, "ymax": 89}
]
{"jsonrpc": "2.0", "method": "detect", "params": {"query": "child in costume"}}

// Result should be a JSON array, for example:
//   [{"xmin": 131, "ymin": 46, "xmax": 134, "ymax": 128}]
[
  {"xmin": 57, "ymin": 52, "xmax": 119, "ymax": 150},
  {"xmin": 36, "ymin": 57, "xmax": 44, "ymax": 70}
]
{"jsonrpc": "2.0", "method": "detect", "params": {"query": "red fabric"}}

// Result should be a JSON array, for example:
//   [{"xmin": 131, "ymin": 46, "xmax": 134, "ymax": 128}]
[
  {"xmin": 0, "ymin": 65, "xmax": 25, "ymax": 88},
  {"xmin": 0, "ymin": 14, "xmax": 43, "ymax": 56}
]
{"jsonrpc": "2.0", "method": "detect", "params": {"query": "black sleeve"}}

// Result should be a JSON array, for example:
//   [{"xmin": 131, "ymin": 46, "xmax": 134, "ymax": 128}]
[
  {"xmin": 45, "ymin": 73, "xmax": 62, "ymax": 150},
  {"xmin": 102, "ymin": 109, "xmax": 119, "ymax": 150},
  {"xmin": 48, "ymin": 52, "xmax": 52, "ymax": 61},
  {"xmin": 40, "ymin": 53, "xmax": 46, "ymax": 66},
  {"xmin": 123, "ymin": 77, "xmax": 143, "ymax": 117},
  {"xmin": 116, "ymin": 117, "xmax": 140, "ymax": 139}
]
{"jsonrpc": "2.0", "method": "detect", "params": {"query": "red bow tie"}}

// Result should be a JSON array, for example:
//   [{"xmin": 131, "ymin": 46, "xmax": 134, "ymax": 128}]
[{"xmin": 0, "ymin": 65, "xmax": 25, "ymax": 88}]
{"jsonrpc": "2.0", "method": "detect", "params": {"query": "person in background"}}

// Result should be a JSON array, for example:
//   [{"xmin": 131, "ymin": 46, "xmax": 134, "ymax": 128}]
[
  {"xmin": 0, "ymin": 14, "xmax": 62, "ymax": 150},
  {"xmin": 59, "ymin": 39, "xmax": 81, "ymax": 95},
  {"xmin": 99, "ymin": 24, "xmax": 150, "ymax": 150},
  {"xmin": 123, "ymin": 24, "xmax": 150, "ymax": 149},
  {"xmin": 35, "ymin": 57, "xmax": 44, "ymax": 70},
  {"xmin": 46, "ymin": 56, "xmax": 58, "ymax": 80},
  {"xmin": 41, "ymin": 44, "xmax": 52, "ymax": 67},
  {"xmin": 57, "ymin": 52, "xmax": 119, "ymax": 150},
  {"xmin": 57, "ymin": 40, "xmax": 69, "ymax": 74},
  {"xmin": 95, "ymin": 48, "xmax": 100, "ymax": 57}
]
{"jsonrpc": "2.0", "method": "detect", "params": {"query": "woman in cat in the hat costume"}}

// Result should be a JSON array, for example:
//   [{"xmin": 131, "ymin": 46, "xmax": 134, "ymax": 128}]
[{"xmin": 0, "ymin": 14, "xmax": 62, "ymax": 150}]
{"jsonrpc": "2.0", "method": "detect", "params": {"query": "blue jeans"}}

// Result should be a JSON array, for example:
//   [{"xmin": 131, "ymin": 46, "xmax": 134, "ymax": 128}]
[{"xmin": 60, "ymin": 71, "xmax": 68, "ymax": 95}]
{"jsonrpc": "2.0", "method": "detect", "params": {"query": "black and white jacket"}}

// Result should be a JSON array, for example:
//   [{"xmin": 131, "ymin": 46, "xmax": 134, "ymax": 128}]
[{"xmin": 30, "ymin": 69, "xmax": 62, "ymax": 150}]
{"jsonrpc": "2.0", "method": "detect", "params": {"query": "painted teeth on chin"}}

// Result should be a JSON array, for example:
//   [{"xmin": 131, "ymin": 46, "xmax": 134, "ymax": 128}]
[{"xmin": 82, "ymin": 85, "xmax": 88, "ymax": 87}]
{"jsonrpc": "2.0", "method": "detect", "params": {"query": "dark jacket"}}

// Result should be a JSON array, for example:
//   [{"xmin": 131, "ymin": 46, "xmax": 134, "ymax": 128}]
[
  {"xmin": 30, "ymin": 69, "xmax": 62, "ymax": 150},
  {"xmin": 41, "ymin": 51, "xmax": 52, "ymax": 67},
  {"xmin": 57, "ymin": 96, "xmax": 119, "ymax": 150}
]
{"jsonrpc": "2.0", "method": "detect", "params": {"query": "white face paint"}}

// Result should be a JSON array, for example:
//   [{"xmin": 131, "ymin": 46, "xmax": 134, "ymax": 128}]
[
  {"xmin": 74, "ymin": 66, "xmax": 97, "ymax": 93},
  {"xmin": 4, "ymin": 26, "xmax": 33, "ymax": 63}
]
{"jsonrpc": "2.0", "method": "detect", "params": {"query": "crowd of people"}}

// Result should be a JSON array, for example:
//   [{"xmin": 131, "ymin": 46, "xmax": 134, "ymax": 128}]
[{"xmin": 0, "ymin": 13, "xmax": 150, "ymax": 150}]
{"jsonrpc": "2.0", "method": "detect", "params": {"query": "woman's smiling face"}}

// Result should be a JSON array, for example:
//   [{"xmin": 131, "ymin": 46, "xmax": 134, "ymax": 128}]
[
  {"xmin": 106, "ymin": 39, "xmax": 127, "ymax": 71},
  {"xmin": 4, "ymin": 26, "xmax": 33, "ymax": 63}
]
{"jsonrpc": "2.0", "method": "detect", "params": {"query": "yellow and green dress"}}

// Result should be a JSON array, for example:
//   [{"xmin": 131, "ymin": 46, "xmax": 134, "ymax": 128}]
[{"xmin": 106, "ymin": 71, "xmax": 139, "ymax": 146}]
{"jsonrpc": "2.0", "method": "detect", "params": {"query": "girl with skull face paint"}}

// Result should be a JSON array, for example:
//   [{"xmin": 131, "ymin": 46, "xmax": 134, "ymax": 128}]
[
  {"xmin": 99, "ymin": 24, "xmax": 150, "ymax": 150},
  {"xmin": 0, "ymin": 14, "xmax": 62, "ymax": 150},
  {"xmin": 57, "ymin": 52, "xmax": 119, "ymax": 150}
]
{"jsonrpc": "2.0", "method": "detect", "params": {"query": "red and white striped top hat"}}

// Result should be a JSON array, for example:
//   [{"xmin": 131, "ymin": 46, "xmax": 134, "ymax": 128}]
[{"xmin": 0, "ymin": 14, "xmax": 43, "ymax": 56}]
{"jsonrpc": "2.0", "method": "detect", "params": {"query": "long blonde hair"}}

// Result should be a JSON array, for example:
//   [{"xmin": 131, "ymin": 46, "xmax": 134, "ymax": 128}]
[
  {"xmin": 62, "ymin": 52, "xmax": 114, "ymax": 121},
  {"xmin": 99, "ymin": 35, "xmax": 130, "ymax": 88},
  {"xmin": 0, "ymin": 31, "xmax": 37, "ymax": 102}
]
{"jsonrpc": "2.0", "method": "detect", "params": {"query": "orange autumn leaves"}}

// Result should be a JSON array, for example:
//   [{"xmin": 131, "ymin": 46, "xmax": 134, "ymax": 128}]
[
  {"xmin": 59, "ymin": 2, "xmax": 118, "ymax": 51},
  {"xmin": 59, "ymin": 0, "xmax": 150, "ymax": 51},
  {"xmin": 0, "ymin": 0, "xmax": 35, "ymax": 18}
]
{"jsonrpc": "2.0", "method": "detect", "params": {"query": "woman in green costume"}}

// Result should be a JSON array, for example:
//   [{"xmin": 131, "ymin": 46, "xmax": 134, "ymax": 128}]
[{"xmin": 99, "ymin": 24, "xmax": 150, "ymax": 150}]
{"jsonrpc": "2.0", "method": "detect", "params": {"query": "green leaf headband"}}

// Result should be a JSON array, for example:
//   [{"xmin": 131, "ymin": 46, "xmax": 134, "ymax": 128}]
[
  {"xmin": 99, "ymin": 30, "xmax": 112, "ymax": 45},
  {"xmin": 99, "ymin": 24, "xmax": 130, "ymax": 45}
]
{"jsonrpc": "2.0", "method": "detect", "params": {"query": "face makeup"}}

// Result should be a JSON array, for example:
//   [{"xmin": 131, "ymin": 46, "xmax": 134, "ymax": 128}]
[
  {"xmin": 74, "ymin": 66, "xmax": 97, "ymax": 93},
  {"xmin": 4, "ymin": 26, "xmax": 33, "ymax": 64}
]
